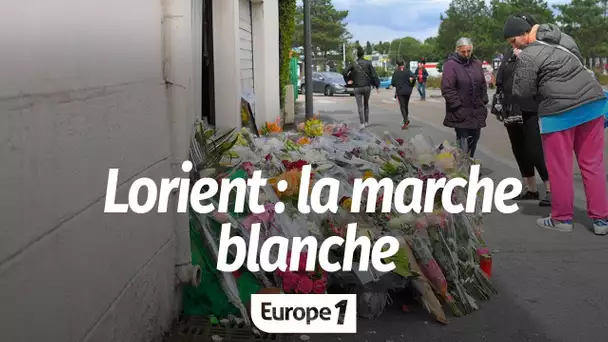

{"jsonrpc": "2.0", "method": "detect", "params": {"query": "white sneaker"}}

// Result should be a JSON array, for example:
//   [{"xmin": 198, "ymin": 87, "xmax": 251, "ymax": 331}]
[
  {"xmin": 536, "ymin": 217, "xmax": 573, "ymax": 232},
  {"xmin": 592, "ymin": 219, "xmax": 608, "ymax": 235},
  {"xmin": 360, "ymin": 123, "xmax": 366, "ymax": 130}
]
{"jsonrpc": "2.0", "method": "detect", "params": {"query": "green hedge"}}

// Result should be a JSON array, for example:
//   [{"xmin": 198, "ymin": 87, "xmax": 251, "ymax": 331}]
[
  {"xmin": 595, "ymin": 72, "xmax": 608, "ymax": 86},
  {"xmin": 426, "ymin": 77, "xmax": 441, "ymax": 89},
  {"xmin": 278, "ymin": 0, "xmax": 297, "ymax": 111}
]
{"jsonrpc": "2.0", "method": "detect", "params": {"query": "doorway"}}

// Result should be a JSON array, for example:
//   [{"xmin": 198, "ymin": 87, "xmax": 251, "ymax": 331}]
[{"xmin": 202, "ymin": 0, "xmax": 215, "ymax": 125}]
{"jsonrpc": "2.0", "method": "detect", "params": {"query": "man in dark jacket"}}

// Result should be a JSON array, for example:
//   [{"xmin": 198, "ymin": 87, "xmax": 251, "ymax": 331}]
[
  {"xmin": 441, "ymin": 37, "xmax": 489, "ymax": 159},
  {"xmin": 343, "ymin": 46, "xmax": 381, "ymax": 129},
  {"xmin": 414, "ymin": 61, "xmax": 429, "ymax": 100},
  {"xmin": 391, "ymin": 59, "xmax": 416, "ymax": 129},
  {"xmin": 505, "ymin": 15, "xmax": 608, "ymax": 234}
]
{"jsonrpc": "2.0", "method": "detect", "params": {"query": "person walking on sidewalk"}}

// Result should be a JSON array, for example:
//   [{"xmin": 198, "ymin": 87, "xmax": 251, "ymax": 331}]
[
  {"xmin": 493, "ymin": 43, "xmax": 551, "ymax": 207},
  {"xmin": 391, "ymin": 59, "xmax": 416, "ymax": 129},
  {"xmin": 441, "ymin": 37, "xmax": 489, "ymax": 159},
  {"xmin": 505, "ymin": 14, "xmax": 608, "ymax": 235},
  {"xmin": 343, "ymin": 46, "xmax": 380, "ymax": 130},
  {"xmin": 414, "ymin": 61, "xmax": 428, "ymax": 101}
]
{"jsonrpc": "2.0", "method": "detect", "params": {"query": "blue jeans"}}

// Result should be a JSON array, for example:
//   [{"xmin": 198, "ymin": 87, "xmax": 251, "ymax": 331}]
[{"xmin": 417, "ymin": 82, "xmax": 426, "ymax": 99}]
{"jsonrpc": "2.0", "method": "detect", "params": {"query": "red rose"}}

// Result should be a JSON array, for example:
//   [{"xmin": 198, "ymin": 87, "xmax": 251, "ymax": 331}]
[
  {"xmin": 296, "ymin": 276, "xmax": 314, "ymax": 294},
  {"xmin": 282, "ymin": 271, "xmax": 299, "ymax": 293},
  {"xmin": 312, "ymin": 279, "xmax": 326, "ymax": 294}
]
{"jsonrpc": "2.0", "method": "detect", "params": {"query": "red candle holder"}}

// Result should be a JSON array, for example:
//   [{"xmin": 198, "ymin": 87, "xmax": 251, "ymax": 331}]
[{"xmin": 479, "ymin": 255, "xmax": 492, "ymax": 278}]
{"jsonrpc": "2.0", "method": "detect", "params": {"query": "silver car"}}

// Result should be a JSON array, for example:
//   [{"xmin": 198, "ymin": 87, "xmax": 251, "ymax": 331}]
[{"xmin": 300, "ymin": 72, "xmax": 354, "ymax": 96}]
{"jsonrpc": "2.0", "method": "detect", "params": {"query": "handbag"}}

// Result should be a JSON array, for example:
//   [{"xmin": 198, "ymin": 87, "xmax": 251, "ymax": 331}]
[{"xmin": 490, "ymin": 92, "xmax": 503, "ymax": 116}]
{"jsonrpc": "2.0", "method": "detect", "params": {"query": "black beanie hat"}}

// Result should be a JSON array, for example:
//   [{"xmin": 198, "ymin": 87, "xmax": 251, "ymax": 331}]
[{"xmin": 503, "ymin": 15, "xmax": 533, "ymax": 39}]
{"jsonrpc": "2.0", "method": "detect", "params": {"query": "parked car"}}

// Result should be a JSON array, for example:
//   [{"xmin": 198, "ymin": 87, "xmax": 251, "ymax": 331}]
[
  {"xmin": 299, "ymin": 72, "xmax": 354, "ymax": 96},
  {"xmin": 379, "ymin": 76, "xmax": 392, "ymax": 89}
]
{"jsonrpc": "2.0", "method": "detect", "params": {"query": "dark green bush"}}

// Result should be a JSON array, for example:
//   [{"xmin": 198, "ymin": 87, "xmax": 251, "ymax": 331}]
[{"xmin": 278, "ymin": 0, "xmax": 297, "ymax": 111}]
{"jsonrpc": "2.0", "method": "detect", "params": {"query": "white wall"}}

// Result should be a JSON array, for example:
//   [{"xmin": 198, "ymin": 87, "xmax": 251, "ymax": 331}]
[
  {"xmin": 252, "ymin": 0, "xmax": 281, "ymax": 125},
  {"xmin": 212, "ymin": 0, "xmax": 280, "ymax": 129},
  {"xmin": 239, "ymin": 0, "xmax": 255, "ymax": 95},
  {"xmin": 0, "ymin": 0, "xmax": 195, "ymax": 340},
  {"xmin": 212, "ymin": 0, "xmax": 242, "ymax": 130}
]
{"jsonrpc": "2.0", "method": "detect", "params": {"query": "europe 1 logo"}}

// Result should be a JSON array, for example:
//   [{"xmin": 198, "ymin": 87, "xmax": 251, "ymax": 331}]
[{"xmin": 250, "ymin": 294, "xmax": 357, "ymax": 333}]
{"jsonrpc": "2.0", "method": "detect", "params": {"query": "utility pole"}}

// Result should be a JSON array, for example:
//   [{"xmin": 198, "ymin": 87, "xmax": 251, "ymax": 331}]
[{"xmin": 303, "ymin": 0, "xmax": 313, "ymax": 120}]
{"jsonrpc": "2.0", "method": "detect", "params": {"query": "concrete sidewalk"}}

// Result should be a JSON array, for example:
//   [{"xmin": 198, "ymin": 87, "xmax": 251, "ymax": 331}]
[{"xmin": 291, "ymin": 94, "xmax": 608, "ymax": 342}]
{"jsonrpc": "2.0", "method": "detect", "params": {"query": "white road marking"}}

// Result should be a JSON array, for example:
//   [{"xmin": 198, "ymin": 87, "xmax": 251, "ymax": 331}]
[{"xmin": 315, "ymin": 99, "xmax": 336, "ymax": 104}]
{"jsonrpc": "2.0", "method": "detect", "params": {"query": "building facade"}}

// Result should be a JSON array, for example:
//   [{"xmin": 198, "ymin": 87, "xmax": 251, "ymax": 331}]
[{"xmin": 0, "ymin": 0, "xmax": 280, "ymax": 341}]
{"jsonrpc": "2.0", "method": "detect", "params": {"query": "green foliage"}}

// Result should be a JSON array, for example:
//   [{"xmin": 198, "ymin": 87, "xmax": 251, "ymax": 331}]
[
  {"xmin": 554, "ymin": 0, "xmax": 608, "ymax": 58},
  {"xmin": 193, "ymin": 121, "xmax": 238, "ymax": 171},
  {"xmin": 426, "ymin": 77, "xmax": 442, "ymax": 89},
  {"xmin": 293, "ymin": 0, "xmax": 351, "ymax": 57},
  {"xmin": 387, "ymin": 36, "xmax": 443, "ymax": 64},
  {"xmin": 375, "ymin": 41, "xmax": 391, "ymax": 54},
  {"xmin": 365, "ymin": 41, "xmax": 373, "ymax": 54},
  {"xmin": 375, "ymin": 67, "xmax": 390, "ymax": 78},
  {"xmin": 352, "ymin": 0, "xmax": 602, "ymax": 66},
  {"xmin": 279, "ymin": 0, "xmax": 297, "ymax": 110},
  {"xmin": 596, "ymin": 72, "xmax": 608, "ymax": 85}
]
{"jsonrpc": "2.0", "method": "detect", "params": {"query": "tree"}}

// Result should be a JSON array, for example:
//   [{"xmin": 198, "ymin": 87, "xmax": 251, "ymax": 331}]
[
  {"xmin": 388, "ymin": 37, "xmax": 423, "ymax": 64},
  {"xmin": 293, "ymin": 0, "xmax": 351, "ymax": 57},
  {"xmin": 487, "ymin": 0, "xmax": 554, "ymax": 57},
  {"xmin": 435, "ymin": 0, "xmax": 555, "ymax": 61},
  {"xmin": 376, "ymin": 41, "xmax": 391, "ymax": 54},
  {"xmin": 365, "ymin": 41, "xmax": 373, "ymax": 54},
  {"xmin": 554, "ymin": 0, "xmax": 608, "ymax": 58},
  {"xmin": 435, "ymin": 0, "xmax": 492, "ymax": 60}
]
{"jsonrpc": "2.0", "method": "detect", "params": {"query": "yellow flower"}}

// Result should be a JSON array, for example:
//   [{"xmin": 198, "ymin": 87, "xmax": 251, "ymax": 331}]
[
  {"xmin": 341, "ymin": 198, "xmax": 353, "ymax": 211},
  {"xmin": 362, "ymin": 171, "xmax": 374, "ymax": 180}
]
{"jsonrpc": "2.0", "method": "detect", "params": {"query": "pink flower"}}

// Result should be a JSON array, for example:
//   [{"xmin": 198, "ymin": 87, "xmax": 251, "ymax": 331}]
[
  {"xmin": 312, "ymin": 279, "xmax": 326, "ymax": 294},
  {"xmin": 213, "ymin": 212, "xmax": 229, "ymax": 223},
  {"xmin": 241, "ymin": 162, "xmax": 255, "ymax": 177},
  {"xmin": 415, "ymin": 217, "xmax": 429, "ymax": 230},
  {"xmin": 296, "ymin": 276, "xmax": 314, "ymax": 294},
  {"xmin": 282, "ymin": 271, "xmax": 299, "ymax": 293}
]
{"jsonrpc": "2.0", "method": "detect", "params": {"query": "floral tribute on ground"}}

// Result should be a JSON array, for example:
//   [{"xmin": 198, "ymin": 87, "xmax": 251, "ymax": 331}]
[{"xmin": 184, "ymin": 118, "xmax": 497, "ymax": 328}]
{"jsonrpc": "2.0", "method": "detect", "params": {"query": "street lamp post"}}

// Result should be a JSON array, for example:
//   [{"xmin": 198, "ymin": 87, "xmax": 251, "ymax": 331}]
[{"xmin": 303, "ymin": 0, "xmax": 313, "ymax": 120}]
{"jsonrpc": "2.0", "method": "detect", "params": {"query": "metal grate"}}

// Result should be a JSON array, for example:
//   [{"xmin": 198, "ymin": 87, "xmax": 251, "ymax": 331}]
[{"xmin": 172, "ymin": 316, "xmax": 285, "ymax": 342}]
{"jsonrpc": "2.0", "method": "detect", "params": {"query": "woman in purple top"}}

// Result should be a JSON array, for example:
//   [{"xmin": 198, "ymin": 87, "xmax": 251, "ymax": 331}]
[{"xmin": 441, "ymin": 37, "xmax": 489, "ymax": 159}]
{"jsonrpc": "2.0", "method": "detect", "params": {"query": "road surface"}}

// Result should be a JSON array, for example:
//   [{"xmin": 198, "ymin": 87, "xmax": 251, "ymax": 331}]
[{"xmin": 286, "ymin": 89, "xmax": 608, "ymax": 342}]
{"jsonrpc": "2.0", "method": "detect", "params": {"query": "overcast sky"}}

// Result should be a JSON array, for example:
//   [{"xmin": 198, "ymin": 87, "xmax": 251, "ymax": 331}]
[{"xmin": 330, "ymin": 0, "xmax": 569, "ymax": 44}]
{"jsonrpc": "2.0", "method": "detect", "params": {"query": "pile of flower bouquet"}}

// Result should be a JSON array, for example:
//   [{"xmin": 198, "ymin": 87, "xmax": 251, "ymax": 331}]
[{"xmin": 188, "ymin": 118, "xmax": 497, "ymax": 326}]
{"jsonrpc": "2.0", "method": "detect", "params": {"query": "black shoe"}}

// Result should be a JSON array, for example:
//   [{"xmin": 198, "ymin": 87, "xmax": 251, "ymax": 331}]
[
  {"xmin": 514, "ymin": 190, "xmax": 540, "ymax": 201},
  {"xmin": 539, "ymin": 192, "xmax": 551, "ymax": 207}
]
